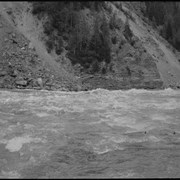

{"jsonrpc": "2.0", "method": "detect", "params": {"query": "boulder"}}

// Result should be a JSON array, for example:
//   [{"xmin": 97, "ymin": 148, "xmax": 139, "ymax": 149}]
[
  {"xmin": 11, "ymin": 70, "xmax": 18, "ymax": 77},
  {"xmin": 6, "ymin": 9, "xmax": 12, "ymax": 15},
  {"xmin": 12, "ymin": 39, "xmax": 18, "ymax": 44},
  {"xmin": 76, "ymin": 85, "xmax": 82, "ymax": 91},
  {"xmin": 12, "ymin": 33, "xmax": 16, "ymax": 38},
  {"xmin": 123, "ymin": 57, "xmax": 136, "ymax": 63},
  {"xmin": 4, "ymin": 38, "xmax": 8, "ymax": 42},
  {"xmin": 28, "ymin": 42, "xmax": 35, "ymax": 51},
  {"xmin": 15, "ymin": 80, "xmax": 27, "ymax": 86},
  {"xmin": 37, "ymin": 78, "xmax": 43, "ymax": 88},
  {"xmin": 0, "ymin": 71, "xmax": 7, "ymax": 76}
]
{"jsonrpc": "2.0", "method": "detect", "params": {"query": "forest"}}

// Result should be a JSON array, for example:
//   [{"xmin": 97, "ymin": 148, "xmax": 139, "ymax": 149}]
[
  {"xmin": 145, "ymin": 2, "xmax": 180, "ymax": 50},
  {"xmin": 31, "ymin": 1, "xmax": 180, "ymax": 69}
]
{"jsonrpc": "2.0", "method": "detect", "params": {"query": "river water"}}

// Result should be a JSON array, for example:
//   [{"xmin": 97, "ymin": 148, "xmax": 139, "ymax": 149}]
[{"xmin": 0, "ymin": 88, "xmax": 180, "ymax": 178}]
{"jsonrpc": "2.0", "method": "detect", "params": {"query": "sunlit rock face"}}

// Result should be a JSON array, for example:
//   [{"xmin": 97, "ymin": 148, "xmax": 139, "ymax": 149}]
[{"xmin": 0, "ymin": 88, "xmax": 180, "ymax": 178}]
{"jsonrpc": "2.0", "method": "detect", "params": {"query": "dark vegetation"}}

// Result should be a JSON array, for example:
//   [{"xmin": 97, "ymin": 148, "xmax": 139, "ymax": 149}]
[
  {"xmin": 31, "ymin": 1, "xmax": 114, "ymax": 73},
  {"xmin": 124, "ymin": 19, "xmax": 133, "ymax": 43},
  {"xmin": 144, "ymin": 2, "xmax": 180, "ymax": 51}
]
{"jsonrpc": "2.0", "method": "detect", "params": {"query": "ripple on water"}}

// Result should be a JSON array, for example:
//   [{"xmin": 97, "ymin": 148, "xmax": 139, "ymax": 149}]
[{"xmin": 1, "ymin": 89, "xmax": 180, "ymax": 178}]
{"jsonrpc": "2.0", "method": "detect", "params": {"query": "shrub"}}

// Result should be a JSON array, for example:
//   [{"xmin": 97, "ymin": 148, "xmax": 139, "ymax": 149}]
[
  {"xmin": 44, "ymin": 22, "xmax": 54, "ymax": 36},
  {"xmin": 102, "ymin": 67, "xmax": 106, "ymax": 74},
  {"xmin": 126, "ymin": 66, "xmax": 131, "ymax": 76},
  {"xmin": 112, "ymin": 36, "xmax": 117, "ymax": 44},
  {"xmin": 91, "ymin": 60, "xmax": 100, "ymax": 73},
  {"xmin": 109, "ymin": 13, "xmax": 121, "ymax": 30},
  {"xmin": 32, "ymin": 2, "xmax": 45, "ymax": 15},
  {"xmin": 55, "ymin": 47, "xmax": 64, "ymax": 55},
  {"xmin": 109, "ymin": 62, "xmax": 115, "ymax": 73},
  {"xmin": 123, "ymin": 19, "xmax": 133, "ymax": 42},
  {"xmin": 103, "ymin": 3, "xmax": 113, "ymax": 14},
  {"xmin": 45, "ymin": 39, "xmax": 54, "ymax": 53},
  {"xmin": 94, "ymin": 14, "xmax": 111, "ymax": 63},
  {"xmin": 114, "ymin": 2, "xmax": 123, "ymax": 11}
]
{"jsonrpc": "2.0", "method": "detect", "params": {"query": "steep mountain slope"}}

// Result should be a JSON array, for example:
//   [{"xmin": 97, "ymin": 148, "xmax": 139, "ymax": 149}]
[
  {"xmin": 0, "ymin": 2, "xmax": 81, "ymax": 91},
  {"xmin": 0, "ymin": 1, "xmax": 180, "ymax": 91},
  {"xmin": 116, "ymin": 2, "xmax": 180, "ymax": 88}
]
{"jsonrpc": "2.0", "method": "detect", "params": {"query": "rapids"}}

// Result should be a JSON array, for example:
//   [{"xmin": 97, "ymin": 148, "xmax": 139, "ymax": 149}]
[{"xmin": 0, "ymin": 88, "xmax": 180, "ymax": 178}]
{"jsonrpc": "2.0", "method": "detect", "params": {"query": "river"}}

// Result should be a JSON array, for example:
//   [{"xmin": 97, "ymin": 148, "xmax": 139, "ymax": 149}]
[{"xmin": 0, "ymin": 88, "xmax": 180, "ymax": 178}]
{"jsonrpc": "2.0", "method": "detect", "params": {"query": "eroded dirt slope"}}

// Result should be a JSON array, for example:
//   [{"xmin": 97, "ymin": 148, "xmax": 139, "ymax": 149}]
[
  {"xmin": 0, "ymin": 2, "xmax": 80, "ymax": 91},
  {"xmin": 118, "ymin": 2, "xmax": 180, "ymax": 88}
]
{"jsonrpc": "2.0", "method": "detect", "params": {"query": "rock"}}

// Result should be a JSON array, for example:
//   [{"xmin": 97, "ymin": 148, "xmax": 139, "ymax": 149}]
[
  {"xmin": 74, "ymin": 85, "xmax": 82, "ymax": 91},
  {"xmin": 4, "ymin": 38, "xmax": 8, "ymax": 42},
  {"xmin": 2, "ymin": 52, "xmax": 6, "ymax": 57},
  {"xmin": 15, "ymin": 80, "xmax": 27, "ymax": 86},
  {"xmin": 12, "ymin": 33, "xmax": 16, "ymax": 38},
  {"xmin": 176, "ymin": 83, "xmax": 180, "ymax": 88},
  {"xmin": 60, "ymin": 87, "xmax": 68, "ymax": 91},
  {"xmin": 0, "ymin": 24, "xmax": 3, "ymax": 28},
  {"xmin": 11, "ymin": 70, "xmax": 18, "ymax": 77},
  {"xmin": 0, "ymin": 71, "xmax": 7, "ymax": 76},
  {"xmin": 28, "ymin": 42, "xmax": 35, "ymax": 51},
  {"xmin": 12, "ymin": 39, "xmax": 18, "ymax": 44},
  {"xmin": 8, "ymin": 62, "xmax": 12, "ymax": 67},
  {"xmin": 6, "ymin": 9, "xmax": 12, "ymax": 14},
  {"xmin": 21, "ymin": 47, "xmax": 25, "ymax": 50},
  {"xmin": 37, "ymin": 78, "xmax": 43, "ymax": 88},
  {"xmin": 45, "ymin": 82, "xmax": 53, "ymax": 87},
  {"xmin": 7, "ymin": 30, "xmax": 13, "ymax": 34},
  {"xmin": 123, "ymin": 57, "xmax": 136, "ymax": 63},
  {"xmin": 34, "ymin": 86, "xmax": 42, "ymax": 90},
  {"xmin": 17, "ymin": 76, "xmax": 24, "ymax": 80}
]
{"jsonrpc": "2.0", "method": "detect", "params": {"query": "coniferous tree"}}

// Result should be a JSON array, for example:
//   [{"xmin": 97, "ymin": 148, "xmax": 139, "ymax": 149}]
[
  {"xmin": 124, "ymin": 18, "xmax": 133, "ymax": 42},
  {"xmin": 89, "ymin": 14, "xmax": 111, "ymax": 64},
  {"xmin": 145, "ymin": 2, "xmax": 180, "ymax": 51},
  {"xmin": 166, "ymin": 21, "xmax": 173, "ymax": 40},
  {"xmin": 100, "ymin": 14, "xmax": 111, "ymax": 63}
]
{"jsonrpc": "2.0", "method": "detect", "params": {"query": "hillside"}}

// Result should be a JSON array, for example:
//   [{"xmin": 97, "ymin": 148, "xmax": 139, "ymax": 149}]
[{"xmin": 0, "ymin": 1, "xmax": 180, "ymax": 91}]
